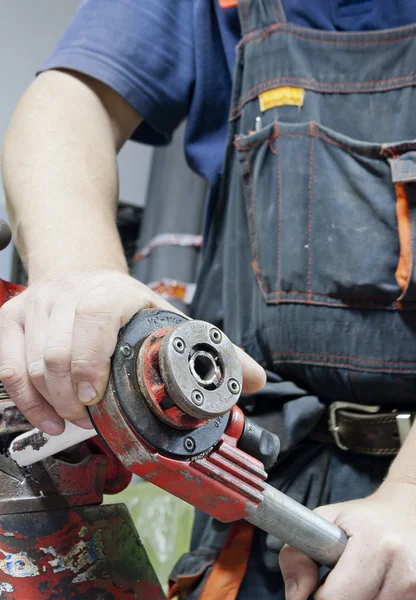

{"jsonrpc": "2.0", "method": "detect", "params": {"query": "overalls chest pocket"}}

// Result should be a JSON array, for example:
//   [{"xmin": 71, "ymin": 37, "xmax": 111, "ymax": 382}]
[{"xmin": 234, "ymin": 120, "xmax": 416, "ymax": 310}]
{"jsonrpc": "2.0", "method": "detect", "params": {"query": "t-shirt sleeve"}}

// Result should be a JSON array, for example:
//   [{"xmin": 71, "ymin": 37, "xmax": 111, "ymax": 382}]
[{"xmin": 39, "ymin": 0, "xmax": 195, "ymax": 145}]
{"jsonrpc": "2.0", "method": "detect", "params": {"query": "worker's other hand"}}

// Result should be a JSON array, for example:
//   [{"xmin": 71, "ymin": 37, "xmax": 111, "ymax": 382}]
[
  {"xmin": 0, "ymin": 270, "xmax": 265, "ymax": 435},
  {"xmin": 279, "ymin": 480, "xmax": 416, "ymax": 600}
]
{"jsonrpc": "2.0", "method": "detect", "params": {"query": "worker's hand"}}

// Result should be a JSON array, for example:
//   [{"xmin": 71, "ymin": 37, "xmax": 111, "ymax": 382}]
[
  {"xmin": 0, "ymin": 270, "xmax": 266, "ymax": 435},
  {"xmin": 279, "ymin": 480, "xmax": 416, "ymax": 600}
]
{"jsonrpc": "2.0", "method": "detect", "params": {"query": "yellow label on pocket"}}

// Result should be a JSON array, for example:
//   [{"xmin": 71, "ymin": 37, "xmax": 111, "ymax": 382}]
[{"xmin": 259, "ymin": 87, "xmax": 305, "ymax": 112}]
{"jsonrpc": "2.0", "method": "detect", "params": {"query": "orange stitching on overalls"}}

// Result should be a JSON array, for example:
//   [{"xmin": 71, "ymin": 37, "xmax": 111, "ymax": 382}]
[
  {"xmin": 242, "ymin": 151, "xmax": 273, "ymax": 301},
  {"xmin": 251, "ymin": 259, "xmax": 269, "ymax": 298},
  {"xmin": 266, "ymin": 288, "xmax": 402, "ymax": 304},
  {"xmin": 235, "ymin": 137, "xmax": 268, "ymax": 151},
  {"xmin": 262, "ymin": 292, "xmax": 408, "ymax": 309},
  {"xmin": 252, "ymin": 28, "xmax": 416, "ymax": 46},
  {"xmin": 234, "ymin": 119, "xmax": 416, "ymax": 310},
  {"xmin": 268, "ymin": 123, "xmax": 279, "ymax": 154},
  {"xmin": 398, "ymin": 158, "xmax": 416, "ymax": 181},
  {"xmin": 307, "ymin": 122, "xmax": 315, "ymax": 300},
  {"xmin": 242, "ymin": 150, "xmax": 259, "ymax": 265},
  {"xmin": 271, "ymin": 350, "xmax": 416, "ymax": 365},
  {"xmin": 241, "ymin": 22, "xmax": 416, "ymax": 46},
  {"xmin": 236, "ymin": 130, "xmax": 381, "ymax": 157},
  {"xmin": 271, "ymin": 295, "xmax": 396, "ymax": 308},
  {"xmin": 230, "ymin": 74, "xmax": 416, "ymax": 117},
  {"xmin": 235, "ymin": 125, "xmax": 409, "ymax": 307},
  {"xmin": 383, "ymin": 146, "xmax": 416, "ymax": 182},
  {"xmin": 244, "ymin": 0, "xmax": 251, "ymax": 34},
  {"xmin": 397, "ymin": 160, "xmax": 416, "ymax": 181},
  {"xmin": 271, "ymin": 357, "xmax": 416, "ymax": 373},
  {"xmin": 240, "ymin": 126, "xmax": 280, "ymax": 301},
  {"xmin": 399, "ymin": 172, "xmax": 416, "ymax": 179},
  {"xmin": 235, "ymin": 73, "xmax": 416, "ymax": 94},
  {"xmin": 275, "ymin": 122, "xmax": 281, "ymax": 297},
  {"xmin": 314, "ymin": 132, "xmax": 380, "ymax": 156}
]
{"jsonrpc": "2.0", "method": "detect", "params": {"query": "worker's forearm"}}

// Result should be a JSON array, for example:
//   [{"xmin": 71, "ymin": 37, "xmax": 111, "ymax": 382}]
[{"xmin": 2, "ymin": 71, "xmax": 139, "ymax": 283}]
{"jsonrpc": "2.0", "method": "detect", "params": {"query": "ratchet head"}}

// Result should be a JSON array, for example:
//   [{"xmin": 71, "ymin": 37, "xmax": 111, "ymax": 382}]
[
  {"xmin": 91, "ymin": 309, "xmax": 243, "ymax": 459},
  {"xmin": 140, "ymin": 319, "xmax": 242, "ymax": 422}
]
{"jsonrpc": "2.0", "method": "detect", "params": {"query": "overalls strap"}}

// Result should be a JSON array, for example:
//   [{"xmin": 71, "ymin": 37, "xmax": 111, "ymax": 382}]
[{"xmin": 237, "ymin": 0, "xmax": 286, "ymax": 36}]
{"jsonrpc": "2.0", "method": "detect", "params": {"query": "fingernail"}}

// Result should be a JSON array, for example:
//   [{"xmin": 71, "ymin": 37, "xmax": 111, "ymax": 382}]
[
  {"xmin": 74, "ymin": 418, "xmax": 95, "ymax": 429},
  {"xmin": 77, "ymin": 382, "xmax": 97, "ymax": 404},
  {"xmin": 284, "ymin": 579, "xmax": 298, "ymax": 600},
  {"xmin": 39, "ymin": 420, "xmax": 65, "ymax": 436}
]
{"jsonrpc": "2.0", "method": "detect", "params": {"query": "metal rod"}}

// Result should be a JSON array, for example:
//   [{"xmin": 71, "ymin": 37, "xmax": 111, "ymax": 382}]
[{"xmin": 246, "ymin": 482, "xmax": 348, "ymax": 566}]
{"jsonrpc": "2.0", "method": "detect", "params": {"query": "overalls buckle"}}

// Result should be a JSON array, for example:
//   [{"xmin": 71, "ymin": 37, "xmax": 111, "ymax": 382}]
[{"xmin": 329, "ymin": 402, "xmax": 381, "ymax": 451}]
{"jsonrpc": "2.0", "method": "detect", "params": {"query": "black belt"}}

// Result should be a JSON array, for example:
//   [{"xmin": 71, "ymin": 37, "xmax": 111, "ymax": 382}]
[{"xmin": 309, "ymin": 402, "xmax": 415, "ymax": 456}]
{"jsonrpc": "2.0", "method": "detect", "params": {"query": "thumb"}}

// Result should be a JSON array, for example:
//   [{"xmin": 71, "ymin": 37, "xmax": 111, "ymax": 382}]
[{"xmin": 234, "ymin": 346, "xmax": 266, "ymax": 393}]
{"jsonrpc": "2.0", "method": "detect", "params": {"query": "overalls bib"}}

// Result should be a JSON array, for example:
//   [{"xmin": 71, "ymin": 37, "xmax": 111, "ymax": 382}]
[{"xmin": 170, "ymin": 2, "xmax": 416, "ymax": 598}]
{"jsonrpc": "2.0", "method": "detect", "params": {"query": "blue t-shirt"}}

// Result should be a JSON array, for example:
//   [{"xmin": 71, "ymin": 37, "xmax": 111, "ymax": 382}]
[{"xmin": 41, "ymin": 0, "xmax": 416, "ymax": 186}]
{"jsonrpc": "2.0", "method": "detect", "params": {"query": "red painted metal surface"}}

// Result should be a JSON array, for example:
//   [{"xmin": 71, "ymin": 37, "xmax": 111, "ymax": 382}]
[
  {"xmin": 0, "ymin": 280, "xmax": 25, "ymax": 304},
  {"xmin": 138, "ymin": 327, "xmax": 207, "ymax": 430},
  {"xmin": 0, "ymin": 281, "xmax": 264, "ymax": 596},
  {"xmin": 0, "ymin": 505, "xmax": 166, "ymax": 599},
  {"xmin": 0, "ymin": 281, "xmax": 163, "ymax": 598},
  {"xmin": 92, "ymin": 385, "xmax": 267, "ymax": 523},
  {"xmin": 88, "ymin": 436, "xmax": 132, "ymax": 495}
]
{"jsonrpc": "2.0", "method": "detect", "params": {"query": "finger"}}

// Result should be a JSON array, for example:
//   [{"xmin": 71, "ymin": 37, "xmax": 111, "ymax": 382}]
[
  {"xmin": 71, "ymin": 285, "xmax": 155, "ymax": 406},
  {"xmin": 150, "ymin": 290, "xmax": 266, "ymax": 393},
  {"xmin": 43, "ymin": 303, "xmax": 92, "ymax": 428},
  {"xmin": 0, "ymin": 310, "xmax": 64, "ymax": 434},
  {"xmin": 313, "ymin": 532, "xmax": 383, "ymax": 600},
  {"xmin": 25, "ymin": 303, "xmax": 50, "ymax": 401},
  {"xmin": 148, "ymin": 290, "xmax": 188, "ymax": 317},
  {"xmin": 279, "ymin": 544, "xmax": 319, "ymax": 600},
  {"xmin": 234, "ymin": 346, "xmax": 266, "ymax": 393},
  {"xmin": 374, "ymin": 550, "xmax": 416, "ymax": 600},
  {"xmin": 147, "ymin": 282, "xmax": 266, "ymax": 392}
]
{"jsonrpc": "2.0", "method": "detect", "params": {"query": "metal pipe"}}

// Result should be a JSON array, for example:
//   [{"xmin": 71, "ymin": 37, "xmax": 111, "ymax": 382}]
[{"xmin": 246, "ymin": 482, "xmax": 348, "ymax": 566}]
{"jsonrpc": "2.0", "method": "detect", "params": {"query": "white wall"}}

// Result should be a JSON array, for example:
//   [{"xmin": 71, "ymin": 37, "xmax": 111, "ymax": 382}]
[
  {"xmin": 0, "ymin": 1, "xmax": 152, "ymax": 205},
  {"xmin": 0, "ymin": 1, "xmax": 153, "ymax": 279}
]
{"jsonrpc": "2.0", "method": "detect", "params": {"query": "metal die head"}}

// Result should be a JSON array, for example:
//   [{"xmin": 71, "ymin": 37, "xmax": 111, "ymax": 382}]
[
  {"xmin": 98, "ymin": 309, "xmax": 229, "ymax": 459},
  {"xmin": 159, "ymin": 320, "xmax": 242, "ymax": 419},
  {"xmin": 137, "ymin": 326, "xmax": 206, "ymax": 431}
]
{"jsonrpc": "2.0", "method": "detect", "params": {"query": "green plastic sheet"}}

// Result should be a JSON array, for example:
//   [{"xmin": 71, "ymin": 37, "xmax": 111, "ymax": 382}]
[{"xmin": 104, "ymin": 481, "xmax": 194, "ymax": 591}]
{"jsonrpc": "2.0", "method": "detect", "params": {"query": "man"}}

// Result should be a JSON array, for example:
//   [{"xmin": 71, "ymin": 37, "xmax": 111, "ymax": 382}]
[{"xmin": 2, "ymin": 1, "xmax": 416, "ymax": 598}]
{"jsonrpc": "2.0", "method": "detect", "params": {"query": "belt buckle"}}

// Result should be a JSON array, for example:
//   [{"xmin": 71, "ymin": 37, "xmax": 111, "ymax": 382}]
[
  {"xmin": 396, "ymin": 413, "xmax": 414, "ymax": 445},
  {"xmin": 328, "ymin": 402, "xmax": 381, "ymax": 451}
]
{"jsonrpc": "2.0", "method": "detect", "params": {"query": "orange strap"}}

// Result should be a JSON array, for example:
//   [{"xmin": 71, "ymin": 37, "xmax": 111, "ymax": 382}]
[
  {"xmin": 219, "ymin": 0, "xmax": 237, "ymax": 7},
  {"xmin": 168, "ymin": 582, "xmax": 180, "ymax": 599},
  {"xmin": 199, "ymin": 521, "xmax": 254, "ymax": 600},
  {"xmin": 395, "ymin": 182, "xmax": 412, "ymax": 292}
]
